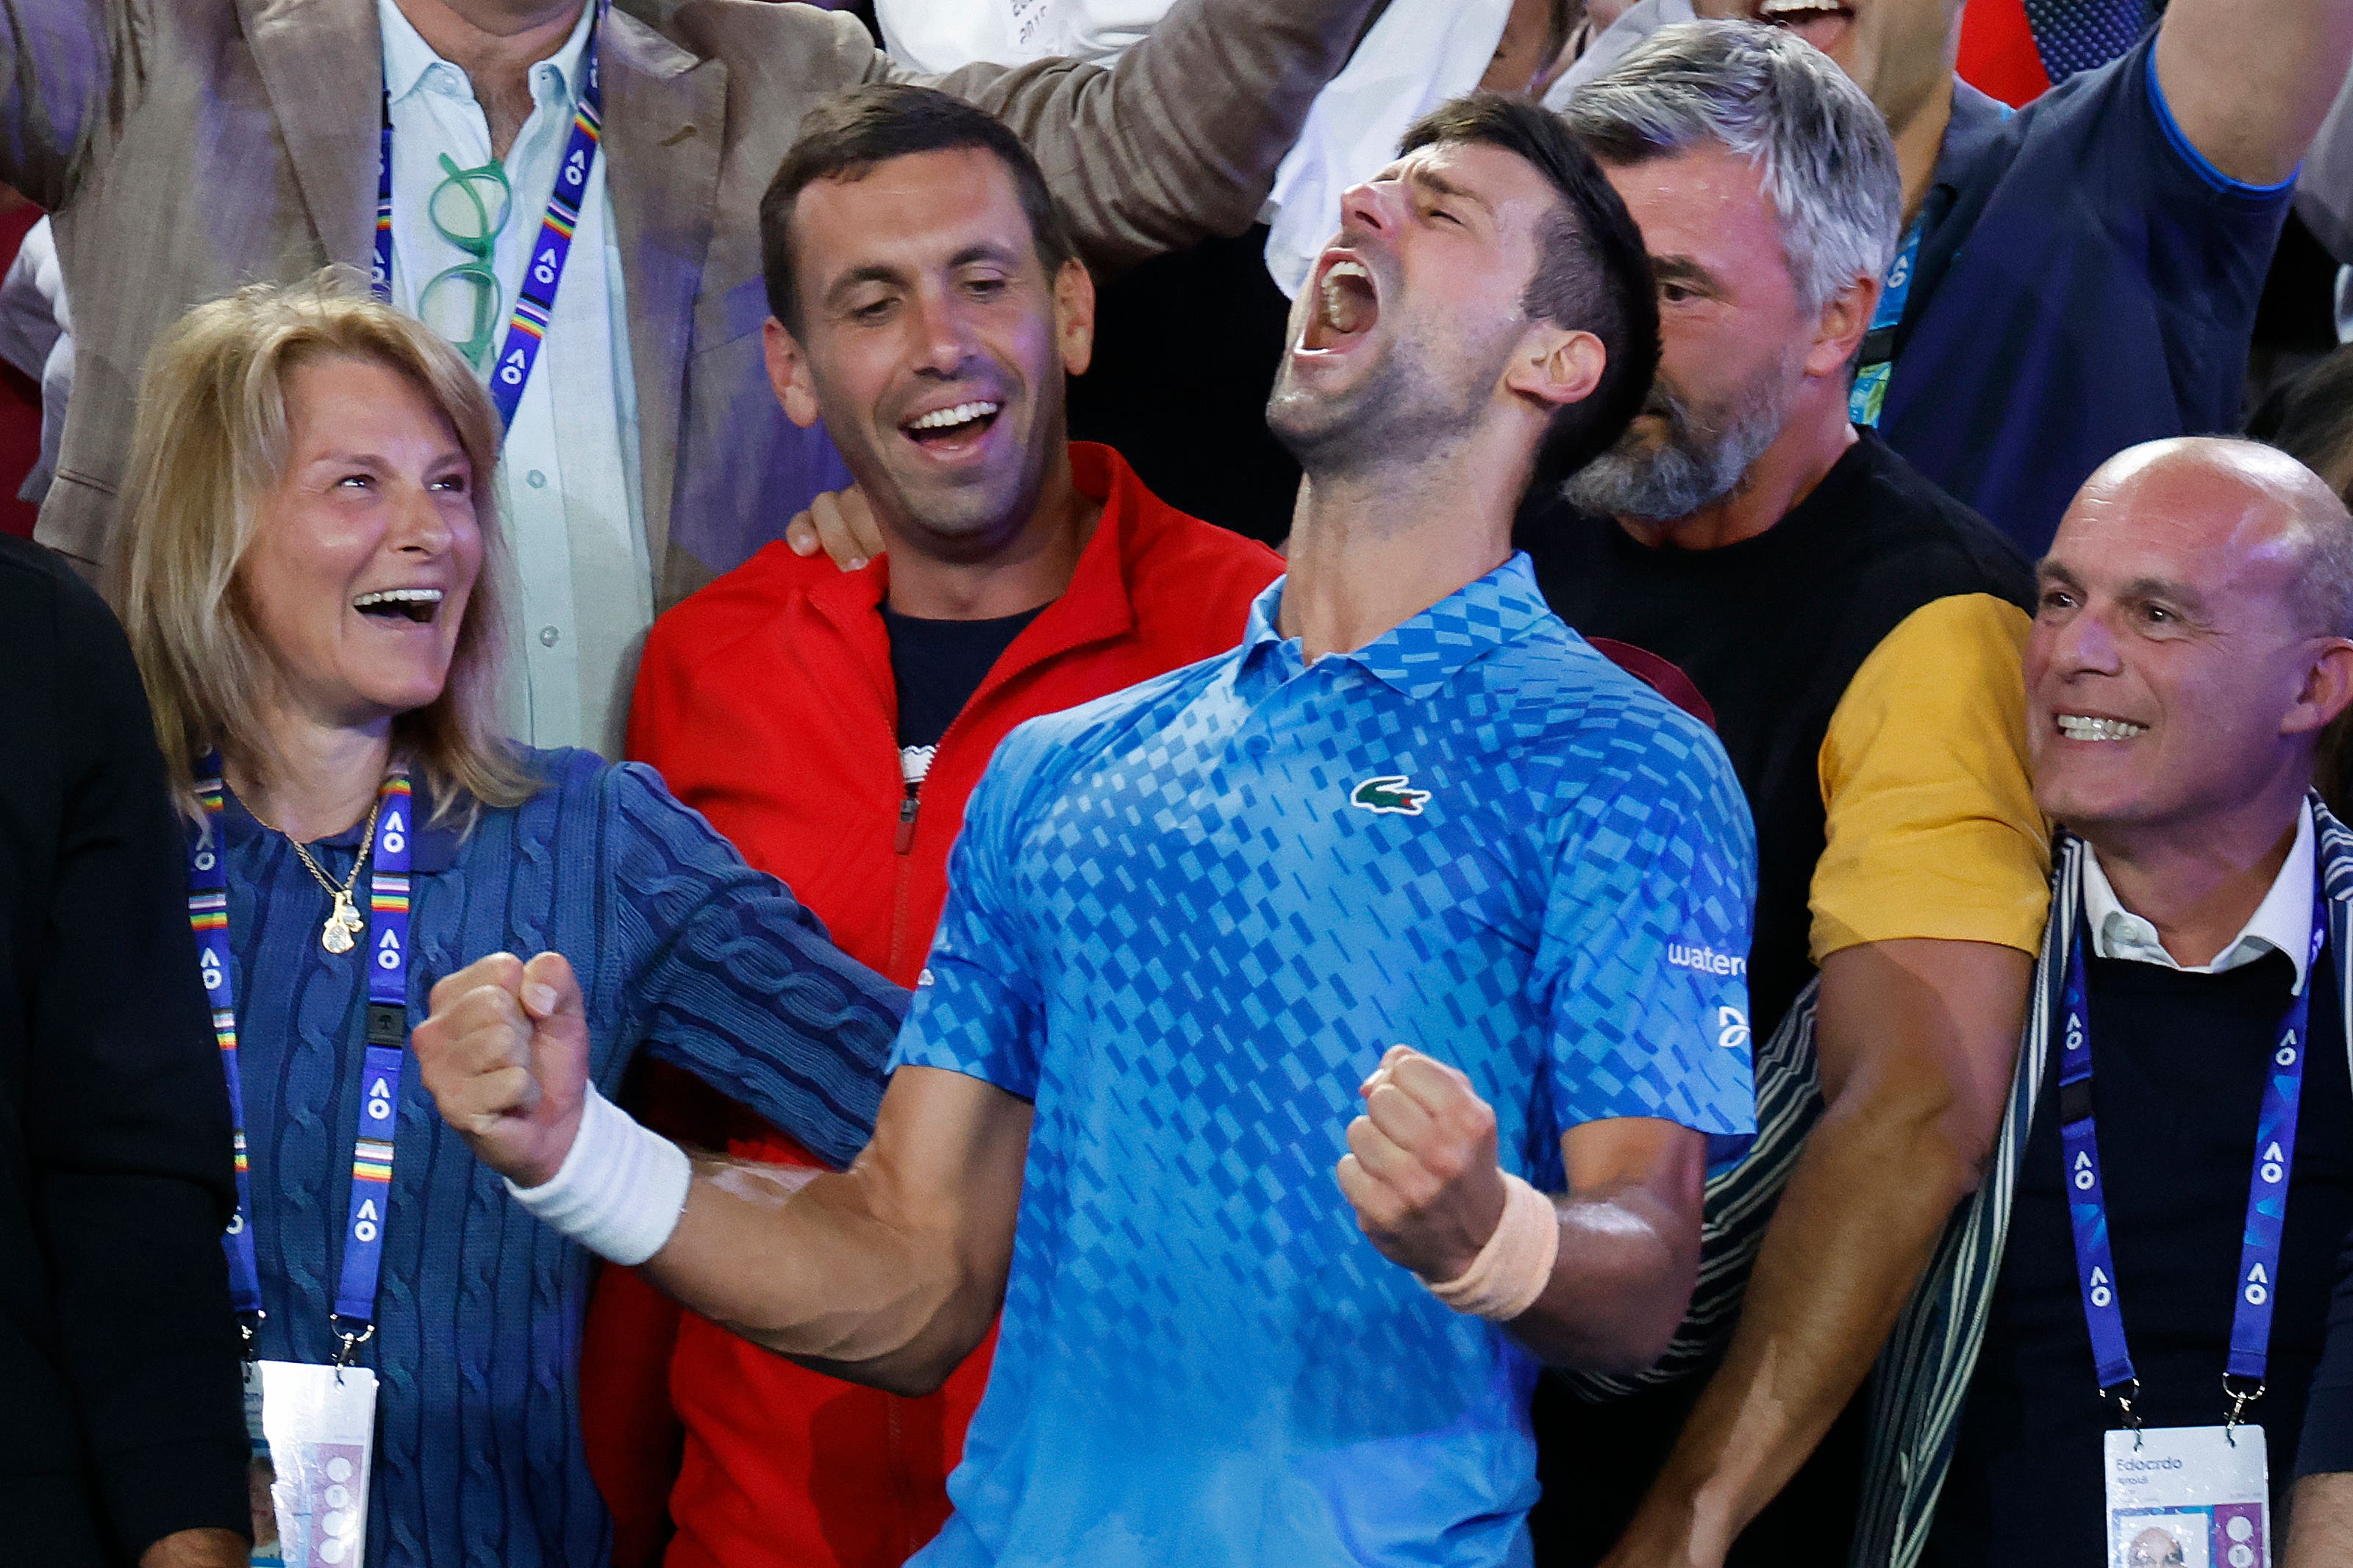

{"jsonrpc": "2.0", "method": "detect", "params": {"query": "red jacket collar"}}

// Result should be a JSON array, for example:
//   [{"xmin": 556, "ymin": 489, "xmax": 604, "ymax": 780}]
[{"xmin": 804, "ymin": 442, "xmax": 1151, "ymax": 705}]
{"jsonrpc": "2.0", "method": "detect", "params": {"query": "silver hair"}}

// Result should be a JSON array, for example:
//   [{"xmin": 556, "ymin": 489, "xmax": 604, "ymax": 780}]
[{"xmin": 1559, "ymin": 20, "xmax": 1902, "ymax": 312}]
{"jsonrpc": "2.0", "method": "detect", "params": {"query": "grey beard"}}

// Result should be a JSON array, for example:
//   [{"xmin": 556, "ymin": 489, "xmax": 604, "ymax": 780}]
[{"xmin": 1558, "ymin": 376, "xmax": 1789, "ymax": 522}]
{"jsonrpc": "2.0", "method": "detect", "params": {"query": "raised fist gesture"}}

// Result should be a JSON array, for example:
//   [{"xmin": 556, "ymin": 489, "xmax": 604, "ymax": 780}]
[
  {"xmin": 411, "ymin": 951, "xmax": 591, "ymax": 1189},
  {"xmin": 1335, "ymin": 1044, "xmax": 1509, "ymax": 1282}
]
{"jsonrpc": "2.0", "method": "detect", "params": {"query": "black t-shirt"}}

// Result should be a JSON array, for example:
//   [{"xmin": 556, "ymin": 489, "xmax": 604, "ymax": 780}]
[
  {"xmin": 879, "ymin": 603, "xmax": 1045, "ymax": 771},
  {"xmin": 1515, "ymin": 430, "xmax": 2031, "ymax": 1040},
  {"xmin": 1929, "ymin": 945, "xmax": 2353, "ymax": 1567}
]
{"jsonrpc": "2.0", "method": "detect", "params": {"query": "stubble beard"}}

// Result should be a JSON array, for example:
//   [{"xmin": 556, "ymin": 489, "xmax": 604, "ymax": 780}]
[{"xmin": 1559, "ymin": 359, "xmax": 1796, "ymax": 521}]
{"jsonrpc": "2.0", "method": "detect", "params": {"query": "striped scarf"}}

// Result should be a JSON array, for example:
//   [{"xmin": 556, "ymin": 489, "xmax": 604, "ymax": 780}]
[{"xmin": 1852, "ymin": 795, "xmax": 2353, "ymax": 1567}]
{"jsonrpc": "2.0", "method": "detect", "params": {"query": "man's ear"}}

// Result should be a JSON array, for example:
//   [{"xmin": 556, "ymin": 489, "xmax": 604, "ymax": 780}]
[
  {"xmin": 763, "ymin": 317, "xmax": 821, "ymax": 429},
  {"xmin": 1807, "ymin": 271, "xmax": 1880, "ymax": 380},
  {"xmin": 2289, "ymin": 637, "xmax": 2353, "ymax": 737},
  {"xmin": 1503, "ymin": 326, "xmax": 1606, "ymax": 413},
  {"xmin": 1054, "ymin": 259, "xmax": 1097, "ymax": 379}
]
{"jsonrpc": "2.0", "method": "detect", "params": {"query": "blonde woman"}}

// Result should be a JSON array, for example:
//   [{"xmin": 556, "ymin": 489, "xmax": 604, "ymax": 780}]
[{"xmin": 111, "ymin": 270, "xmax": 903, "ymax": 1568}]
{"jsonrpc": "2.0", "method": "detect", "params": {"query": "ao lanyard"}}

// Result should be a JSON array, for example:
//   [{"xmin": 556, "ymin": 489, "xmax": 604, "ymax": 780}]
[
  {"xmin": 188, "ymin": 759, "xmax": 418, "ymax": 1364},
  {"xmin": 2060, "ymin": 882, "xmax": 2329, "ymax": 1429},
  {"xmin": 369, "ymin": 10, "xmax": 604, "ymax": 431},
  {"xmin": 1848, "ymin": 212, "xmax": 1924, "ymax": 429}
]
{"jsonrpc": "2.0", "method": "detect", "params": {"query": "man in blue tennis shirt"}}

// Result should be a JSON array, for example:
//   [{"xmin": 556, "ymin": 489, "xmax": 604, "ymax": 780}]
[{"xmin": 413, "ymin": 93, "xmax": 1759, "ymax": 1568}]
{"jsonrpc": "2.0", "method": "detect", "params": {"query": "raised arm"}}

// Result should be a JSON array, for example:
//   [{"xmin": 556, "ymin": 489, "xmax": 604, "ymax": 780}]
[
  {"xmin": 924, "ymin": 0, "xmax": 1386, "ymax": 274},
  {"xmin": 0, "ymin": 0, "xmax": 121, "ymax": 209},
  {"xmin": 414, "ymin": 951, "xmax": 1032, "ymax": 1397},
  {"xmin": 2154, "ymin": 0, "xmax": 2353, "ymax": 187}
]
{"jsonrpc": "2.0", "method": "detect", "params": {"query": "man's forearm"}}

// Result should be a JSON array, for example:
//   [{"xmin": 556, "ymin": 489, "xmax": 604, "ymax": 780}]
[
  {"xmin": 1509, "ymin": 1181, "xmax": 1702, "ymax": 1376},
  {"xmin": 643, "ymin": 1158, "xmax": 999, "ymax": 1398},
  {"xmin": 1604, "ymin": 939, "xmax": 2032, "ymax": 1567},
  {"xmin": 1606, "ymin": 1094, "xmax": 1976, "ymax": 1563},
  {"xmin": 952, "ymin": 0, "xmax": 1385, "ymax": 273}
]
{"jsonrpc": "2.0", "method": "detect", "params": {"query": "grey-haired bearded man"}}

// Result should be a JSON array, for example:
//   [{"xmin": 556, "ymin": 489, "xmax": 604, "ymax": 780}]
[{"xmin": 1515, "ymin": 23, "xmax": 2049, "ymax": 1567}]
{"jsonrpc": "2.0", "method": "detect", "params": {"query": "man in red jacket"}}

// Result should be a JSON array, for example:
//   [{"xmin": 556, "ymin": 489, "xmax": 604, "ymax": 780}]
[{"xmin": 576, "ymin": 85, "xmax": 1282, "ymax": 1568}]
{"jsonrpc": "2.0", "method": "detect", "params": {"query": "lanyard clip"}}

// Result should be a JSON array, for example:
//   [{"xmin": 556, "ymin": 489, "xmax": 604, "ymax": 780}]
[
  {"xmin": 238, "ymin": 1309, "xmax": 265, "ymax": 1363},
  {"xmin": 2225, "ymin": 1375, "xmax": 2266, "ymax": 1439},
  {"xmin": 2102, "ymin": 1378, "xmax": 2143, "ymax": 1443},
  {"xmin": 331, "ymin": 1318, "xmax": 376, "ymax": 1370}
]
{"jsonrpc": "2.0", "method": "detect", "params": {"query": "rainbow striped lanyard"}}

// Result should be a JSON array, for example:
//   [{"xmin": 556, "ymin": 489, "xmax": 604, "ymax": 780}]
[
  {"xmin": 190, "ymin": 758, "xmax": 415, "ymax": 1365},
  {"xmin": 369, "ymin": 9, "xmax": 604, "ymax": 432}
]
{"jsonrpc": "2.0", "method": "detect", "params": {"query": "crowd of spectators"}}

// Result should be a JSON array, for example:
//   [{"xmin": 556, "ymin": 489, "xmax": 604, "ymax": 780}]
[{"xmin": 16, "ymin": 3, "xmax": 2353, "ymax": 1568}]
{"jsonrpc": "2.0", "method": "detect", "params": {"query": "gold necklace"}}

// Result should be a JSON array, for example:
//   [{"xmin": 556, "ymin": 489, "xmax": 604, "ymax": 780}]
[{"xmin": 253, "ymin": 791, "xmax": 388, "ymax": 953}]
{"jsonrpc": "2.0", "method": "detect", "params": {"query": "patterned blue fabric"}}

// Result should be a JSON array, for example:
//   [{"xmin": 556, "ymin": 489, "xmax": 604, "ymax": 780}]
[
  {"xmin": 203, "ymin": 748, "xmax": 902, "ymax": 1568},
  {"xmin": 894, "ymin": 555, "xmax": 1757, "ymax": 1568},
  {"xmin": 2021, "ymin": 0, "xmax": 2152, "ymax": 83}
]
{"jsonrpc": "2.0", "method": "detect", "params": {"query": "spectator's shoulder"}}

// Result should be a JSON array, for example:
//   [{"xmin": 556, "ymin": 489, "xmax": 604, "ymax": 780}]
[
  {"xmin": 987, "ymin": 650, "xmax": 1237, "ymax": 809},
  {"xmin": 1830, "ymin": 436, "xmax": 2036, "ymax": 627},
  {"xmin": 1515, "ymin": 626, "xmax": 1749, "ymax": 850},
  {"xmin": 1124, "ymin": 503, "xmax": 1285, "ymax": 653},
  {"xmin": 0, "ymin": 531, "xmax": 107, "ymax": 636},
  {"xmin": 645, "ymin": 541, "xmax": 854, "ymax": 674}
]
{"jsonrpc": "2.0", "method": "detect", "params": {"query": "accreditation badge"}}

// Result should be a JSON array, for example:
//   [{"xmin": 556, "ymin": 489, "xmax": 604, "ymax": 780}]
[
  {"xmin": 243, "ymin": 1360, "xmax": 378, "ymax": 1567},
  {"xmin": 2104, "ymin": 1425, "xmax": 2270, "ymax": 1568}
]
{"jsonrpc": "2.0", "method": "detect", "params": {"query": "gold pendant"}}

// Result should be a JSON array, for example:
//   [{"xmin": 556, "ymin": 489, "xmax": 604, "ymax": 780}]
[{"xmin": 321, "ymin": 890, "xmax": 362, "ymax": 954}]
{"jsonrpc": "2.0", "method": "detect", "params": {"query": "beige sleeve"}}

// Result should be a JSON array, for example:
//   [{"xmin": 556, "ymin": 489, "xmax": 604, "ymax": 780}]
[
  {"xmin": 921, "ymin": 0, "xmax": 1385, "ymax": 275},
  {"xmin": 1809, "ymin": 593, "xmax": 2053, "ymax": 962}
]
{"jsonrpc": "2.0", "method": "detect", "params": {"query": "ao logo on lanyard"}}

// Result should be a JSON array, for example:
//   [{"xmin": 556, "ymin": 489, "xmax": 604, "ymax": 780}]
[
  {"xmin": 2059, "ymin": 878, "xmax": 2329, "ymax": 1568},
  {"xmin": 188, "ymin": 759, "xmax": 415, "ymax": 1567}
]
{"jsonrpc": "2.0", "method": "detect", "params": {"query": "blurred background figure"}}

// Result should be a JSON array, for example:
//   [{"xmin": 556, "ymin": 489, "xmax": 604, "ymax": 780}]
[{"xmin": 0, "ymin": 500, "xmax": 248, "ymax": 1559}]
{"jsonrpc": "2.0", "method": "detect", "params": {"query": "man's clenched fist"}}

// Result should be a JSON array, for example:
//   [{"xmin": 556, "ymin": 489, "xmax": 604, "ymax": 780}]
[
  {"xmin": 1335, "ymin": 1045, "xmax": 1509, "ymax": 1282},
  {"xmin": 411, "ymin": 951, "xmax": 591, "ymax": 1188}
]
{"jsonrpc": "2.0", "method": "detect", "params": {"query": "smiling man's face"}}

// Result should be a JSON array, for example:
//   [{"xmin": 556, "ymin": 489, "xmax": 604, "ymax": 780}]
[
  {"xmin": 769, "ymin": 146, "xmax": 1090, "ymax": 561},
  {"xmin": 2027, "ymin": 446, "xmax": 2343, "ymax": 843},
  {"xmin": 1698, "ymin": 0, "xmax": 1964, "ymax": 131}
]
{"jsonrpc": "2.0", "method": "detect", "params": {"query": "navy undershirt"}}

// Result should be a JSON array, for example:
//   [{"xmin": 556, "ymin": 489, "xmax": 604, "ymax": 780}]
[
  {"xmin": 1929, "ymin": 945, "xmax": 2353, "ymax": 1565},
  {"xmin": 879, "ymin": 603, "xmax": 1044, "ymax": 753}
]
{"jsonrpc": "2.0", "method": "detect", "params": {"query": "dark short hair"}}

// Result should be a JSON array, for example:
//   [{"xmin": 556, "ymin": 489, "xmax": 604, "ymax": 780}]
[
  {"xmin": 1399, "ymin": 93, "xmax": 1660, "ymax": 498},
  {"xmin": 759, "ymin": 85, "xmax": 1080, "ymax": 334}
]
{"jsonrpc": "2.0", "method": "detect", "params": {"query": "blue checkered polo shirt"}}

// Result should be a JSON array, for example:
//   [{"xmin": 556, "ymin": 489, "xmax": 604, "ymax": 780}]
[{"xmin": 895, "ymin": 554, "xmax": 1758, "ymax": 1567}]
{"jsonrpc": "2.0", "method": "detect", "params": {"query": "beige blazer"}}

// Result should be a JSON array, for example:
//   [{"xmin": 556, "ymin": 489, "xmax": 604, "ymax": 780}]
[{"xmin": 5, "ymin": 0, "xmax": 1379, "ymax": 601}]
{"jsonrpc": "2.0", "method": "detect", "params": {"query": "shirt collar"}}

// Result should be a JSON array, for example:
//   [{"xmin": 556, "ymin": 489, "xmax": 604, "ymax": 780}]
[
  {"xmin": 378, "ymin": 0, "xmax": 598, "ymax": 111},
  {"xmin": 1238, "ymin": 552, "xmax": 1554, "ymax": 701},
  {"xmin": 2081, "ymin": 803, "xmax": 2318, "ymax": 992},
  {"xmin": 1932, "ymin": 75, "xmax": 2013, "ymax": 196}
]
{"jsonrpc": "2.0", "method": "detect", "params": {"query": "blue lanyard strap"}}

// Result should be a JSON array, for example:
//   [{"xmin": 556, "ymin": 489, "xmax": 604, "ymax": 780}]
[
  {"xmin": 2061, "ymin": 876, "xmax": 2327, "ymax": 1425},
  {"xmin": 370, "ymin": 12, "xmax": 604, "ymax": 430},
  {"xmin": 1848, "ymin": 212, "xmax": 1924, "ymax": 430},
  {"xmin": 188, "ymin": 759, "xmax": 416, "ymax": 1361}
]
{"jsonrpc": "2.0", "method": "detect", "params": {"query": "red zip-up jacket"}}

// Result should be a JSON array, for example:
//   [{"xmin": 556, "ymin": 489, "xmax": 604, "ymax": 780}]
[{"xmin": 579, "ymin": 444, "xmax": 1282, "ymax": 1568}]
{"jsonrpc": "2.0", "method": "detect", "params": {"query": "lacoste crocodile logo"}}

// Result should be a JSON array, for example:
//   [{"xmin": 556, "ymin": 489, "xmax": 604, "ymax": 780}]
[{"xmin": 1350, "ymin": 775, "xmax": 1431, "ymax": 816}]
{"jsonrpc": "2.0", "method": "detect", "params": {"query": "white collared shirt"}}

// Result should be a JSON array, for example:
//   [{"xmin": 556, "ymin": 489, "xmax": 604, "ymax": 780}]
[
  {"xmin": 378, "ymin": 0, "xmax": 650, "ymax": 759},
  {"xmin": 2081, "ymin": 803, "xmax": 2318, "ymax": 993}
]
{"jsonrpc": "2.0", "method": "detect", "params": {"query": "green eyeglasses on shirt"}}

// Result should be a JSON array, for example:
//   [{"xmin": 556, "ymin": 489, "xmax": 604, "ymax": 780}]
[{"xmin": 418, "ymin": 153, "xmax": 513, "ymax": 367}]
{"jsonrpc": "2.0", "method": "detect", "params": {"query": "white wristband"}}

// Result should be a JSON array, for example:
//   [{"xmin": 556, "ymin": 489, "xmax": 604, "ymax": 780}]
[
  {"xmin": 502, "ymin": 1083, "xmax": 690, "ymax": 1265},
  {"xmin": 1422, "ymin": 1172, "xmax": 1560, "ymax": 1322}
]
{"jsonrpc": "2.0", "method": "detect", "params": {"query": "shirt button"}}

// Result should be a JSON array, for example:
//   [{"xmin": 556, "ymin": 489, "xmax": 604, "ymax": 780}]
[
  {"xmin": 1246, "ymin": 734, "xmax": 1272, "ymax": 757},
  {"xmin": 526, "ymin": 470, "xmax": 548, "ymax": 489},
  {"xmin": 538, "ymin": 626, "xmax": 561, "ymax": 648}
]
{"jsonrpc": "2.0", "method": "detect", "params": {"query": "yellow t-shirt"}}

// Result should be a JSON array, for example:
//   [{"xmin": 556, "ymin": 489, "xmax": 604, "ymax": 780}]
[{"xmin": 1810, "ymin": 593, "xmax": 2052, "ymax": 961}]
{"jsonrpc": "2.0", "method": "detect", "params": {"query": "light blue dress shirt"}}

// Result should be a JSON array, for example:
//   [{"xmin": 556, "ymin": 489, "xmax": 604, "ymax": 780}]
[{"xmin": 378, "ymin": 0, "xmax": 649, "ymax": 757}]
